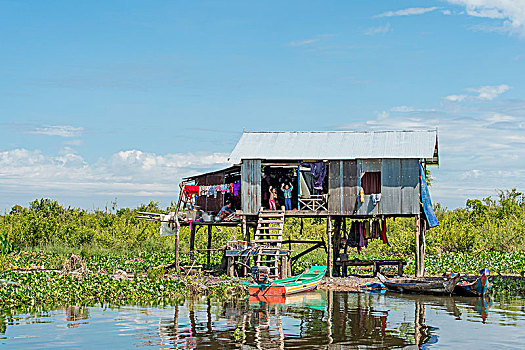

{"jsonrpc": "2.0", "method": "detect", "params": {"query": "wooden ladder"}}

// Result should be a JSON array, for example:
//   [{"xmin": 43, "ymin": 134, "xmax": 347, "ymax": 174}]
[{"xmin": 253, "ymin": 209, "xmax": 285, "ymax": 278}]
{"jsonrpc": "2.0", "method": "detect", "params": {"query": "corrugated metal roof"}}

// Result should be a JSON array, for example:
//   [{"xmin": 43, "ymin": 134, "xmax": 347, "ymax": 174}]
[{"xmin": 228, "ymin": 130, "xmax": 438, "ymax": 163}]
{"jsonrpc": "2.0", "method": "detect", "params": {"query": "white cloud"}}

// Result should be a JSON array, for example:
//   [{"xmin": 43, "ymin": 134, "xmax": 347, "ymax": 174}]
[
  {"xmin": 377, "ymin": 110, "xmax": 390, "ymax": 119},
  {"xmin": 469, "ymin": 84, "xmax": 511, "ymax": 100},
  {"xmin": 486, "ymin": 113, "xmax": 516, "ymax": 123},
  {"xmin": 375, "ymin": 7, "xmax": 440, "ymax": 18},
  {"xmin": 445, "ymin": 84, "xmax": 511, "ymax": 102},
  {"xmin": 28, "ymin": 125, "xmax": 83, "ymax": 138},
  {"xmin": 460, "ymin": 169, "xmax": 483, "ymax": 179},
  {"xmin": 0, "ymin": 148, "xmax": 230, "ymax": 210},
  {"xmin": 287, "ymin": 34, "xmax": 334, "ymax": 47},
  {"xmin": 445, "ymin": 0, "xmax": 525, "ymax": 35},
  {"xmin": 444, "ymin": 94, "xmax": 468, "ymax": 102},
  {"xmin": 288, "ymin": 38, "xmax": 320, "ymax": 47},
  {"xmin": 391, "ymin": 105, "xmax": 416, "ymax": 112},
  {"xmin": 337, "ymin": 86, "xmax": 525, "ymax": 208},
  {"xmin": 364, "ymin": 23, "xmax": 392, "ymax": 35}
]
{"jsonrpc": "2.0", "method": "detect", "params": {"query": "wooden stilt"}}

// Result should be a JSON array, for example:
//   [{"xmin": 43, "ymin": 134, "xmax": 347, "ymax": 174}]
[
  {"xmin": 174, "ymin": 182, "xmax": 185, "ymax": 273},
  {"xmin": 206, "ymin": 225, "xmax": 212, "ymax": 268},
  {"xmin": 327, "ymin": 216, "xmax": 333, "ymax": 278},
  {"xmin": 190, "ymin": 224, "xmax": 196, "ymax": 262},
  {"xmin": 420, "ymin": 216, "xmax": 426, "ymax": 276},
  {"xmin": 332, "ymin": 217, "xmax": 342, "ymax": 277},
  {"xmin": 175, "ymin": 229, "xmax": 180, "ymax": 272},
  {"xmin": 227, "ymin": 256, "xmax": 235, "ymax": 277},
  {"xmin": 415, "ymin": 214, "xmax": 422, "ymax": 277},
  {"xmin": 242, "ymin": 215, "xmax": 247, "ymax": 241}
]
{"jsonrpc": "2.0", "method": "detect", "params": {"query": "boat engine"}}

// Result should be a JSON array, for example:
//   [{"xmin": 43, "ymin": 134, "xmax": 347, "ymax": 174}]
[{"xmin": 251, "ymin": 265, "xmax": 270, "ymax": 284}]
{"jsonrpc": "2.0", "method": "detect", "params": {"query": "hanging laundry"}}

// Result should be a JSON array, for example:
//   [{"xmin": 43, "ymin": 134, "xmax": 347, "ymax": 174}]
[
  {"xmin": 184, "ymin": 185, "xmax": 200, "ymax": 195},
  {"xmin": 233, "ymin": 181, "xmax": 241, "ymax": 196},
  {"xmin": 302, "ymin": 162, "xmax": 327, "ymax": 190},
  {"xmin": 208, "ymin": 186, "xmax": 217, "ymax": 198},
  {"xmin": 358, "ymin": 222, "xmax": 365, "ymax": 251},
  {"xmin": 364, "ymin": 220, "xmax": 371, "ymax": 239},
  {"xmin": 200, "ymin": 186, "xmax": 210, "ymax": 196},
  {"xmin": 347, "ymin": 222, "xmax": 358, "ymax": 248},
  {"xmin": 380, "ymin": 218, "xmax": 390, "ymax": 246},
  {"xmin": 371, "ymin": 193, "xmax": 382, "ymax": 206}
]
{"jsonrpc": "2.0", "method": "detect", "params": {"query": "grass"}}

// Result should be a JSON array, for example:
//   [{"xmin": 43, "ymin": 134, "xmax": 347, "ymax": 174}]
[{"xmin": 0, "ymin": 249, "xmax": 242, "ymax": 310}]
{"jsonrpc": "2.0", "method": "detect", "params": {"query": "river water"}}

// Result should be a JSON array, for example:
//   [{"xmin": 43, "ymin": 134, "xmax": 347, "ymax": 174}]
[{"xmin": 1, "ymin": 291, "xmax": 525, "ymax": 349}]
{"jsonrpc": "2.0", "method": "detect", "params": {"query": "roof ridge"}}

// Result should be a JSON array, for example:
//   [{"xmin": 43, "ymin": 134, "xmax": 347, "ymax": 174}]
[{"xmin": 242, "ymin": 129, "xmax": 437, "ymax": 134}]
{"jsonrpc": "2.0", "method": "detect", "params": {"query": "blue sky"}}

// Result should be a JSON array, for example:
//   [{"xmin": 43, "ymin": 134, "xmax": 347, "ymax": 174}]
[{"xmin": 0, "ymin": 0, "xmax": 524, "ymax": 210}]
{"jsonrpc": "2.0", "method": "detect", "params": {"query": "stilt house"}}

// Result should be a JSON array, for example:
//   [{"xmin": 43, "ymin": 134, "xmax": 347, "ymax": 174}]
[{"xmin": 178, "ymin": 130, "xmax": 439, "ymax": 278}]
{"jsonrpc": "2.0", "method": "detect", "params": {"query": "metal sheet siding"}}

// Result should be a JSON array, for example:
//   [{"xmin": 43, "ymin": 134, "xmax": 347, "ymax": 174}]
[
  {"xmin": 241, "ymin": 159, "xmax": 261, "ymax": 215},
  {"xmin": 229, "ymin": 130, "xmax": 437, "ymax": 162},
  {"xmin": 343, "ymin": 160, "xmax": 358, "ymax": 214},
  {"xmin": 328, "ymin": 160, "xmax": 358, "ymax": 215},
  {"xmin": 401, "ymin": 159, "xmax": 420, "ymax": 214},
  {"xmin": 328, "ymin": 161, "xmax": 342, "ymax": 214},
  {"xmin": 381, "ymin": 159, "xmax": 402, "ymax": 215},
  {"xmin": 380, "ymin": 159, "xmax": 420, "ymax": 214}
]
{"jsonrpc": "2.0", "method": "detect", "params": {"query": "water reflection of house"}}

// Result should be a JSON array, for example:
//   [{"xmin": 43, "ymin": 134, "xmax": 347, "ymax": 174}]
[{"xmin": 156, "ymin": 291, "xmax": 446, "ymax": 349}]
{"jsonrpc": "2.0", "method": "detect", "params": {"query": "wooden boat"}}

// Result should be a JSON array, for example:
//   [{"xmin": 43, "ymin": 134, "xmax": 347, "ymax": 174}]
[
  {"xmin": 377, "ymin": 272, "xmax": 461, "ymax": 295},
  {"xmin": 454, "ymin": 268, "xmax": 492, "ymax": 297},
  {"xmin": 359, "ymin": 282, "xmax": 386, "ymax": 293},
  {"xmin": 248, "ymin": 266, "xmax": 326, "ymax": 297}
]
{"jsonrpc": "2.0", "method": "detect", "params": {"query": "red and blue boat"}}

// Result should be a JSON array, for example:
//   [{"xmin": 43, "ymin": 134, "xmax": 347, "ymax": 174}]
[{"xmin": 454, "ymin": 268, "xmax": 492, "ymax": 297}]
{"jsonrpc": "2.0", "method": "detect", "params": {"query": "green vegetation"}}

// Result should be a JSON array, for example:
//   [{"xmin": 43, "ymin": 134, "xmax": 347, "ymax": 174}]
[
  {"xmin": 0, "ymin": 189, "xmax": 524, "ymax": 307},
  {"xmin": 0, "ymin": 250, "xmax": 243, "ymax": 309}
]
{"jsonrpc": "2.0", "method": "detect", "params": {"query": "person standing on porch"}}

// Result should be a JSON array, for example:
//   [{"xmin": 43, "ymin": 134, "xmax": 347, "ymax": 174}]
[
  {"xmin": 281, "ymin": 182, "xmax": 293, "ymax": 210},
  {"xmin": 268, "ymin": 186, "xmax": 277, "ymax": 210}
]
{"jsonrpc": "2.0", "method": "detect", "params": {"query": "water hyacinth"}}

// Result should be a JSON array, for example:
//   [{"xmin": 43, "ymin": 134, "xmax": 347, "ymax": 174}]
[{"xmin": 0, "ymin": 250, "xmax": 243, "ymax": 310}]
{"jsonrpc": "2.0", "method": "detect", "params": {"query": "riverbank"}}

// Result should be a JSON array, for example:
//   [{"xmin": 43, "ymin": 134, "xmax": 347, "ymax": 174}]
[
  {"xmin": 3, "ymin": 248, "xmax": 525, "ymax": 311},
  {"xmin": 0, "ymin": 251, "xmax": 244, "ymax": 310}
]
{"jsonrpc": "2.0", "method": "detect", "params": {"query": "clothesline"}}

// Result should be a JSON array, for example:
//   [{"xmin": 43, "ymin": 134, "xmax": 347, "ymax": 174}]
[
  {"xmin": 343, "ymin": 218, "xmax": 390, "ymax": 253},
  {"xmin": 184, "ymin": 180, "xmax": 241, "ymax": 199}
]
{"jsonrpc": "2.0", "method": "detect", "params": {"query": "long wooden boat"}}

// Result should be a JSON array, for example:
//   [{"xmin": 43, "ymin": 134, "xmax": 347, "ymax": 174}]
[
  {"xmin": 248, "ymin": 266, "xmax": 326, "ymax": 297},
  {"xmin": 454, "ymin": 268, "xmax": 492, "ymax": 297},
  {"xmin": 377, "ymin": 272, "xmax": 461, "ymax": 295}
]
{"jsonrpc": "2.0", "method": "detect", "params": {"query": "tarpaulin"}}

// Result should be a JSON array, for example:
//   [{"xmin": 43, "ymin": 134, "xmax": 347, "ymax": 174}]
[{"xmin": 420, "ymin": 164, "xmax": 439, "ymax": 228}]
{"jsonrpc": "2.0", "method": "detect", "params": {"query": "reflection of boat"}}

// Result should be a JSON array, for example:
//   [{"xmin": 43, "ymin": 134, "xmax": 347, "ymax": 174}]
[
  {"xmin": 249, "ymin": 265, "xmax": 326, "ymax": 296},
  {"xmin": 454, "ymin": 268, "xmax": 492, "ymax": 297},
  {"xmin": 377, "ymin": 272, "xmax": 461, "ymax": 295},
  {"xmin": 249, "ymin": 291, "xmax": 327, "ymax": 311}
]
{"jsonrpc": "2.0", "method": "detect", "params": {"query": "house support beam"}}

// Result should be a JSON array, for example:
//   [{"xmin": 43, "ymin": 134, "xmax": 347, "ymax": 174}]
[
  {"xmin": 206, "ymin": 225, "xmax": 213, "ymax": 268},
  {"xmin": 327, "ymin": 216, "xmax": 333, "ymax": 277},
  {"xmin": 415, "ymin": 213, "xmax": 426, "ymax": 277},
  {"xmin": 190, "ymin": 224, "xmax": 196, "ymax": 262},
  {"xmin": 332, "ymin": 216, "xmax": 342, "ymax": 277}
]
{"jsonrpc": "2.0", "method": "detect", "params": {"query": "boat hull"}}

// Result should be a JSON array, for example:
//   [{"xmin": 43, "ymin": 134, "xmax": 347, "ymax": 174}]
[
  {"xmin": 248, "ymin": 266, "xmax": 326, "ymax": 297},
  {"xmin": 377, "ymin": 273, "xmax": 461, "ymax": 295},
  {"xmin": 249, "ymin": 279, "xmax": 321, "ymax": 296},
  {"xmin": 454, "ymin": 276, "xmax": 492, "ymax": 297}
]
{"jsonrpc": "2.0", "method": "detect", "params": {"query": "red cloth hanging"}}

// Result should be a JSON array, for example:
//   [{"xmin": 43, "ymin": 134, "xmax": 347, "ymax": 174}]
[
  {"xmin": 380, "ymin": 218, "xmax": 390, "ymax": 246},
  {"xmin": 184, "ymin": 185, "xmax": 200, "ymax": 195}
]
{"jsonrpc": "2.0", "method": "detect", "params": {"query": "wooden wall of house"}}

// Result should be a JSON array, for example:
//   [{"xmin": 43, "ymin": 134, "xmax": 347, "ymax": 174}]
[
  {"xmin": 328, "ymin": 160, "xmax": 358, "ymax": 215},
  {"xmin": 241, "ymin": 159, "xmax": 262, "ymax": 215},
  {"xmin": 195, "ymin": 173, "xmax": 225, "ymax": 213}
]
